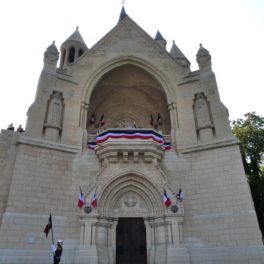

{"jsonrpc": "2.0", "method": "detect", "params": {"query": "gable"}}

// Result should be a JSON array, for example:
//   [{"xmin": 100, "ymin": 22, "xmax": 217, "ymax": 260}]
[{"xmin": 77, "ymin": 16, "xmax": 180, "ymax": 67}]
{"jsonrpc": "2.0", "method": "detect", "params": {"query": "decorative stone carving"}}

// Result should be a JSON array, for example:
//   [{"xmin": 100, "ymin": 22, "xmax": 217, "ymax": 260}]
[
  {"xmin": 46, "ymin": 91, "xmax": 64, "ymax": 128},
  {"xmin": 193, "ymin": 92, "xmax": 215, "ymax": 141},
  {"xmin": 43, "ymin": 91, "xmax": 64, "ymax": 141},
  {"xmin": 114, "ymin": 117, "xmax": 137, "ymax": 129},
  {"xmin": 124, "ymin": 193, "xmax": 137, "ymax": 207}
]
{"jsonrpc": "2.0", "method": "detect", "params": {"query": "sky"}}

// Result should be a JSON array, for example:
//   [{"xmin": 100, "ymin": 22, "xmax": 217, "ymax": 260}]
[{"xmin": 0, "ymin": 0, "xmax": 263, "ymax": 131}]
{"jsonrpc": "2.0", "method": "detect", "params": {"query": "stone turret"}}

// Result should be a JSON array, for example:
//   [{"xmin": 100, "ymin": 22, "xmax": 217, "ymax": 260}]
[
  {"xmin": 59, "ymin": 26, "xmax": 88, "ymax": 69},
  {"xmin": 43, "ymin": 41, "xmax": 59, "ymax": 71},
  {"xmin": 196, "ymin": 43, "xmax": 211, "ymax": 71},
  {"xmin": 155, "ymin": 30, "xmax": 167, "ymax": 49}
]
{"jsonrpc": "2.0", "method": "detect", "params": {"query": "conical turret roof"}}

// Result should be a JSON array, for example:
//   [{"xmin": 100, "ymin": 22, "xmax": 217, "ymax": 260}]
[
  {"xmin": 196, "ymin": 43, "xmax": 210, "ymax": 58},
  {"xmin": 155, "ymin": 30, "xmax": 165, "ymax": 40},
  {"xmin": 46, "ymin": 41, "xmax": 59, "ymax": 55},
  {"xmin": 62, "ymin": 26, "xmax": 87, "ymax": 47},
  {"xmin": 170, "ymin": 40, "xmax": 187, "ymax": 60}
]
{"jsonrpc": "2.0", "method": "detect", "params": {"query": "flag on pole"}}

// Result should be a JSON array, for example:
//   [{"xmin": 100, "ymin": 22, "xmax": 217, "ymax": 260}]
[
  {"xmin": 90, "ymin": 113, "xmax": 96, "ymax": 124},
  {"xmin": 176, "ymin": 188, "xmax": 184, "ymax": 201},
  {"xmin": 163, "ymin": 190, "xmax": 172, "ymax": 207},
  {"xmin": 100, "ymin": 114, "xmax": 105, "ymax": 126},
  {"xmin": 44, "ymin": 214, "xmax": 52, "ymax": 237},
  {"xmin": 78, "ymin": 187, "xmax": 85, "ymax": 209},
  {"xmin": 150, "ymin": 114, "xmax": 154, "ymax": 126},
  {"xmin": 157, "ymin": 113, "xmax": 162, "ymax": 126},
  {"xmin": 91, "ymin": 192, "xmax": 97, "ymax": 208}
]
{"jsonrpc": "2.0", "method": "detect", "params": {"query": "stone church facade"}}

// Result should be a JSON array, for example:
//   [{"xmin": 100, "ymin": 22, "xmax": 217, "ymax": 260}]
[{"xmin": 0, "ymin": 7, "xmax": 264, "ymax": 264}]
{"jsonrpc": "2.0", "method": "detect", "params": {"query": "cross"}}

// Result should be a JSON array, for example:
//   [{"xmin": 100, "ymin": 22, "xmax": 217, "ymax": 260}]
[{"xmin": 121, "ymin": 0, "xmax": 125, "ymax": 5}]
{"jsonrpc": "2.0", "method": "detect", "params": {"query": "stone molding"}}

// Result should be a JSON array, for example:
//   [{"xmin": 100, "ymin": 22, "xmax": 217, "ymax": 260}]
[
  {"xmin": 18, "ymin": 136, "xmax": 80, "ymax": 153},
  {"xmin": 95, "ymin": 139, "xmax": 165, "ymax": 163},
  {"xmin": 178, "ymin": 138, "xmax": 239, "ymax": 154}
]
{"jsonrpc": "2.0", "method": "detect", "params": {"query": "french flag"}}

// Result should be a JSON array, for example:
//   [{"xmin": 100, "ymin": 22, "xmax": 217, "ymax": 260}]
[
  {"xmin": 163, "ymin": 190, "xmax": 172, "ymax": 208},
  {"xmin": 176, "ymin": 188, "xmax": 184, "ymax": 201},
  {"xmin": 78, "ymin": 187, "xmax": 85, "ymax": 209},
  {"xmin": 91, "ymin": 192, "xmax": 97, "ymax": 208}
]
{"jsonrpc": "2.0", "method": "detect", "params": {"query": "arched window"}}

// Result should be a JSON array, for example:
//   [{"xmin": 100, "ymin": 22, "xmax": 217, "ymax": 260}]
[
  {"xmin": 68, "ymin": 47, "xmax": 75, "ymax": 63},
  {"xmin": 78, "ymin": 49, "xmax": 84, "ymax": 58}
]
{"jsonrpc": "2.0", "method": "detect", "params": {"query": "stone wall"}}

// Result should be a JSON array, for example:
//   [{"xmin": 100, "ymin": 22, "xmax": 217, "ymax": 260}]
[
  {"xmin": 0, "ymin": 130, "xmax": 19, "ymax": 227},
  {"xmin": 0, "ymin": 142, "xmax": 80, "ymax": 251}
]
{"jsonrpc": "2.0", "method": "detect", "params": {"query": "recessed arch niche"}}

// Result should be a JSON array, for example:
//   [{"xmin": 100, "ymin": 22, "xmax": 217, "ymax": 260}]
[
  {"xmin": 87, "ymin": 64, "xmax": 171, "ymax": 134},
  {"xmin": 98, "ymin": 173, "xmax": 164, "ymax": 217}
]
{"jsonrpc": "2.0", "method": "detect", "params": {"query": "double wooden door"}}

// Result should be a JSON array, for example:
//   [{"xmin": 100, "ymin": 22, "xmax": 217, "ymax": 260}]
[{"xmin": 116, "ymin": 218, "xmax": 147, "ymax": 264}]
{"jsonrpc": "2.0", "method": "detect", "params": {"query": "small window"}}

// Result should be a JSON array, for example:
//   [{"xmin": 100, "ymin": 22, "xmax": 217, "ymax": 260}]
[
  {"xmin": 78, "ymin": 49, "xmax": 84, "ymax": 58},
  {"xmin": 68, "ymin": 47, "xmax": 75, "ymax": 63}
]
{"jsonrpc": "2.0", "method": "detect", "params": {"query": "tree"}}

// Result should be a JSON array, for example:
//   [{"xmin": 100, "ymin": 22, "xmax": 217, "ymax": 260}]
[{"xmin": 232, "ymin": 112, "xmax": 264, "ymax": 237}]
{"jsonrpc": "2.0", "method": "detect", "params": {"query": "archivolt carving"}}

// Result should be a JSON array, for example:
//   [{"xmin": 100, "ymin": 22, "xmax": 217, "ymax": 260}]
[{"xmin": 98, "ymin": 173, "xmax": 164, "ymax": 217}]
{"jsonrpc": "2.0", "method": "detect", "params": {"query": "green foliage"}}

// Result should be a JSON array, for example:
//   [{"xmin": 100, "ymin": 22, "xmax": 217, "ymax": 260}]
[{"xmin": 232, "ymin": 112, "xmax": 264, "ymax": 236}]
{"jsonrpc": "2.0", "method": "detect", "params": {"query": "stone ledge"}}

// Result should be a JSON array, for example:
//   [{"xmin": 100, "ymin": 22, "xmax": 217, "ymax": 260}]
[
  {"xmin": 178, "ymin": 138, "xmax": 239, "ymax": 154},
  {"xmin": 18, "ymin": 136, "xmax": 81, "ymax": 153}
]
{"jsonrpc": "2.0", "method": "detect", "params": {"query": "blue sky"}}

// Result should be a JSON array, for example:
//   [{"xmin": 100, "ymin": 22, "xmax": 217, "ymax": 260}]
[{"xmin": 0, "ymin": 0, "xmax": 263, "ymax": 130}]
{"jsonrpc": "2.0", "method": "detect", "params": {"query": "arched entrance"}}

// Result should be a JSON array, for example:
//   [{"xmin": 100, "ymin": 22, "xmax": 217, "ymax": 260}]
[
  {"xmin": 86, "ymin": 64, "xmax": 171, "ymax": 135},
  {"xmin": 116, "ymin": 218, "xmax": 147, "ymax": 264}
]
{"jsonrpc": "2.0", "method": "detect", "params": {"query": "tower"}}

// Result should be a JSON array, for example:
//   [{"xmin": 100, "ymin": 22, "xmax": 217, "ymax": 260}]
[{"xmin": 0, "ymin": 7, "xmax": 264, "ymax": 264}]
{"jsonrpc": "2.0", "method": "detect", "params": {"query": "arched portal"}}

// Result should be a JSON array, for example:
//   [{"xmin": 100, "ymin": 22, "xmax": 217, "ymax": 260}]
[
  {"xmin": 86, "ymin": 64, "xmax": 171, "ymax": 134},
  {"xmin": 98, "ymin": 172, "xmax": 164, "ymax": 217}
]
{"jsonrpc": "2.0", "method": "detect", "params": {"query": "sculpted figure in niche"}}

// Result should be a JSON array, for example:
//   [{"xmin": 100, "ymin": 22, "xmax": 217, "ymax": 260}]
[
  {"xmin": 194, "ymin": 92, "xmax": 212, "ymax": 129},
  {"xmin": 47, "ymin": 92, "xmax": 63, "ymax": 127}
]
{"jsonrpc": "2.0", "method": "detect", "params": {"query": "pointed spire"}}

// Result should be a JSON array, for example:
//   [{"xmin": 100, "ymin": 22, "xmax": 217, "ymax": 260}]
[
  {"xmin": 170, "ymin": 41, "xmax": 190, "ymax": 69},
  {"xmin": 170, "ymin": 40, "xmax": 187, "ymax": 60},
  {"xmin": 154, "ymin": 30, "xmax": 167, "ymax": 48},
  {"xmin": 155, "ymin": 30, "xmax": 164, "ymax": 40},
  {"xmin": 118, "ymin": 6, "xmax": 128, "ymax": 22}
]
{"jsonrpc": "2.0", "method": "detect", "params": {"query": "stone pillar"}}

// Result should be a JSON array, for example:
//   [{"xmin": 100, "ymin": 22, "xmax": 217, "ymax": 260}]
[
  {"xmin": 96, "ymin": 218, "xmax": 114, "ymax": 264},
  {"xmin": 110, "ymin": 219, "xmax": 118, "ymax": 263},
  {"xmin": 74, "ymin": 215, "xmax": 99, "ymax": 264},
  {"xmin": 168, "ymin": 101, "xmax": 178, "ymax": 149},
  {"xmin": 150, "ymin": 218, "xmax": 168, "ymax": 264},
  {"xmin": 144, "ymin": 218, "xmax": 153, "ymax": 264},
  {"xmin": 80, "ymin": 102, "xmax": 89, "ymax": 150},
  {"xmin": 165, "ymin": 215, "xmax": 190, "ymax": 264}
]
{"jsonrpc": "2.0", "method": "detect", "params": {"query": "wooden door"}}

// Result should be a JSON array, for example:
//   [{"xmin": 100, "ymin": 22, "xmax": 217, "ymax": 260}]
[{"xmin": 116, "ymin": 218, "xmax": 147, "ymax": 264}]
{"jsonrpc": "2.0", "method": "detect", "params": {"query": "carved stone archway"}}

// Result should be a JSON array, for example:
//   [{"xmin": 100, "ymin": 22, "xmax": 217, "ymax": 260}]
[{"xmin": 75, "ymin": 172, "xmax": 189, "ymax": 264}]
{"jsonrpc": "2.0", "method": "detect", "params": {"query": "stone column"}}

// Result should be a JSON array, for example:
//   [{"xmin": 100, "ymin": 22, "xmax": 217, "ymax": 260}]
[
  {"xmin": 95, "ymin": 218, "xmax": 114, "ymax": 264},
  {"xmin": 150, "ymin": 218, "xmax": 168, "ymax": 264},
  {"xmin": 80, "ymin": 102, "xmax": 89, "ymax": 150},
  {"xmin": 110, "ymin": 219, "xmax": 118, "ymax": 263},
  {"xmin": 74, "ymin": 215, "xmax": 99, "ymax": 264},
  {"xmin": 168, "ymin": 101, "xmax": 178, "ymax": 149},
  {"xmin": 165, "ymin": 215, "xmax": 191, "ymax": 264},
  {"xmin": 144, "ymin": 218, "xmax": 153, "ymax": 264}
]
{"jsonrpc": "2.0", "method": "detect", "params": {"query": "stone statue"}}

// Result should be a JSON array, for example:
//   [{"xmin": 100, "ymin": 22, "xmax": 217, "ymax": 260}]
[
  {"xmin": 47, "ymin": 92, "xmax": 63, "ymax": 128},
  {"xmin": 194, "ymin": 92, "xmax": 212, "ymax": 129}
]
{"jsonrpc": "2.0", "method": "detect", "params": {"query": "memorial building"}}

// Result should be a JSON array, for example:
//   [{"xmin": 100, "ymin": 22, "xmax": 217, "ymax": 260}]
[{"xmin": 0, "ymin": 7, "xmax": 264, "ymax": 264}]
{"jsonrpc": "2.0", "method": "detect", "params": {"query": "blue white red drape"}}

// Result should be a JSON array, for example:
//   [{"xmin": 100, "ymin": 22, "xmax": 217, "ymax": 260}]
[{"xmin": 87, "ymin": 130, "xmax": 171, "ymax": 151}]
